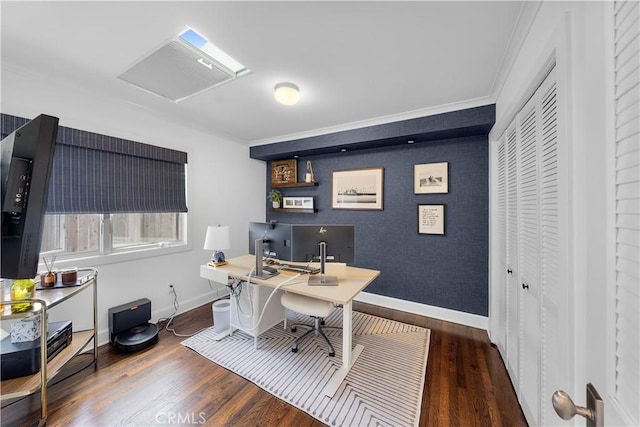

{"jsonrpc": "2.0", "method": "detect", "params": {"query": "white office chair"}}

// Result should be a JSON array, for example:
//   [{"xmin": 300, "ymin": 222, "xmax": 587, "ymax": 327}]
[{"xmin": 281, "ymin": 292, "xmax": 341, "ymax": 357}]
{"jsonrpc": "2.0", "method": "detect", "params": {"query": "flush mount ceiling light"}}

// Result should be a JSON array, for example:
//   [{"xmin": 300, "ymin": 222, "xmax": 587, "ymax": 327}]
[{"xmin": 274, "ymin": 82, "xmax": 300, "ymax": 105}]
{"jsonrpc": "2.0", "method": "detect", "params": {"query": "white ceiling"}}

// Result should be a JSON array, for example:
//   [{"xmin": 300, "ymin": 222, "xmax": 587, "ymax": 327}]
[{"xmin": 1, "ymin": 1, "xmax": 525, "ymax": 145}]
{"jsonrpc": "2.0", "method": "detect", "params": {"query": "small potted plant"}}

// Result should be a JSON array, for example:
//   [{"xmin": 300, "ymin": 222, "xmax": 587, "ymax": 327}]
[{"xmin": 268, "ymin": 189, "xmax": 283, "ymax": 208}]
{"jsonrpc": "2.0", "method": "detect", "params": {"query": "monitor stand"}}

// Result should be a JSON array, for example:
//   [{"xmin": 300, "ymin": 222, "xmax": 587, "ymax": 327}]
[
  {"xmin": 307, "ymin": 242, "xmax": 338, "ymax": 286},
  {"xmin": 254, "ymin": 239, "xmax": 279, "ymax": 279}
]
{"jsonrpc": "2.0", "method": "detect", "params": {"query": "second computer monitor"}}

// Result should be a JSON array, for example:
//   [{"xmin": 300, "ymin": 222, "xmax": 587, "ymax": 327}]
[
  {"xmin": 248, "ymin": 221, "xmax": 292, "ymax": 261},
  {"xmin": 290, "ymin": 224, "xmax": 355, "ymax": 264},
  {"xmin": 248, "ymin": 222, "xmax": 355, "ymax": 264}
]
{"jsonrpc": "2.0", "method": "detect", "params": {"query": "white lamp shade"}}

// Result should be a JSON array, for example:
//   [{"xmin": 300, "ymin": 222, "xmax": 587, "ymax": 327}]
[{"xmin": 204, "ymin": 225, "xmax": 230, "ymax": 250}]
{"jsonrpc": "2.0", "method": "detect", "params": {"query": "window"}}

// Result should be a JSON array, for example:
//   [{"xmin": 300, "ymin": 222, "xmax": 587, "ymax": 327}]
[
  {"xmin": 111, "ymin": 213, "xmax": 180, "ymax": 248},
  {"xmin": 1, "ymin": 113, "xmax": 189, "ymax": 264},
  {"xmin": 39, "ymin": 213, "xmax": 184, "ymax": 259}
]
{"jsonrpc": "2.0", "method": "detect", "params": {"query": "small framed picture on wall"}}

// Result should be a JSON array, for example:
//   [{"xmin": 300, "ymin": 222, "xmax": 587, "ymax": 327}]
[
  {"xmin": 414, "ymin": 162, "xmax": 448, "ymax": 194},
  {"xmin": 270, "ymin": 159, "xmax": 297, "ymax": 186},
  {"xmin": 418, "ymin": 204, "xmax": 445, "ymax": 235}
]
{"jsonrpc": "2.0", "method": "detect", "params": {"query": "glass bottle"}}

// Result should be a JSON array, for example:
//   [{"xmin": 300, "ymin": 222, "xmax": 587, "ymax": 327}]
[
  {"xmin": 10, "ymin": 279, "xmax": 35, "ymax": 313},
  {"xmin": 0, "ymin": 280, "xmax": 5, "ymax": 313}
]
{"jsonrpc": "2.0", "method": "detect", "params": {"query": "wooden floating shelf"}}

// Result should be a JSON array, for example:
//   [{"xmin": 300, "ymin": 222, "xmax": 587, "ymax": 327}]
[
  {"xmin": 271, "ymin": 181, "xmax": 319, "ymax": 188},
  {"xmin": 271, "ymin": 208, "xmax": 318, "ymax": 214}
]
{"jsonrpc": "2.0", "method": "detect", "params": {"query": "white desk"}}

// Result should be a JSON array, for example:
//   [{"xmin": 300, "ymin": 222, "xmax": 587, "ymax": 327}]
[{"xmin": 200, "ymin": 254, "xmax": 380, "ymax": 397}]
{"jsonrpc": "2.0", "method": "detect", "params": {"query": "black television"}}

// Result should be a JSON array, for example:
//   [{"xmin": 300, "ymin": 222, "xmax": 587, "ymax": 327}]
[{"xmin": 1, "ymin": 114, "xmax": 59, "ymax": 279}]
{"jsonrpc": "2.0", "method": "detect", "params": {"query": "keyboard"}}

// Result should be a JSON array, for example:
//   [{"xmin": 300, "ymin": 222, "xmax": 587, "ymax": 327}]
[{"xmin": 278, "ymin": 264, "xmax": 320, "ymax": 275}]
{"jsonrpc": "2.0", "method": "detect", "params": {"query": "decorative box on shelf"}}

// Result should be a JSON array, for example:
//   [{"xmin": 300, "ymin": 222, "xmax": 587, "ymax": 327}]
[{"xmin": 11, "ymin": 314, "xmax": 44, "ymax": 343}]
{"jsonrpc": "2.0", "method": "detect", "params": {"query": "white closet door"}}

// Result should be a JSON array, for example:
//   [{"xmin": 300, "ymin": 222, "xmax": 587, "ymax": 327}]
[
  {"xmin": 495, "ymin": 66, "xmax": 566, "ymax": 425},
  {"xmin": 611, "ymin": 0, "xmax": 640, "ymax": 423},
  {"xmin": 495, "ymin": 136, "xmax": 507, "ymax": 353},
  {"xmin": 517, "ymin": 94, "xmax": 542, "ymax": 425},
  {"xmin": 537, "ymin": 72, "xmax": 568, "ymax": 426},
  {"xmin": 505, "ymin": 125, "xmax": 520, "ymax": 385}
]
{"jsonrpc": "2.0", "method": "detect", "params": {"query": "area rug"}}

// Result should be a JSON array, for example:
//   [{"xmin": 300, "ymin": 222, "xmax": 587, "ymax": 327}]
[{"xmin": 182, "ymin": 308, "xmax": 430, "ymax": 427}]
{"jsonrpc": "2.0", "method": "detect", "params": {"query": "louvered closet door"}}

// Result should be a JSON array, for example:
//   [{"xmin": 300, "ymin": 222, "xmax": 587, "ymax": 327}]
[
  {"xmin": 611, "ymin": 0, "xmax": 639, "ymax": 423},
  {"xmin": 517, "ymin": 93, "xmax": 542, "ymax": 426},
  {"xmin": 505, "ymin": 125, "xmax": 520, "ymax": 384},
  {"xmin": 495, "ymin": 136, "xmax": 507, "ymax": 352},
  {"xmin": 537, "ymin": 70, "xmax": 568, "ymax": 427}
]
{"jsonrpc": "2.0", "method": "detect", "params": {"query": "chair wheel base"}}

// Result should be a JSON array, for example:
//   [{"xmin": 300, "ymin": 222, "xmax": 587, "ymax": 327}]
[
  {"xmin": 291, "ymin": 327, "xmax": 297, "ymax": 332},
  {"xmin": 292, "ymin": 348, "xmax": 298, "ymax": 353},
  {"xmin": 329, "ymin": 351, "xmax": 335, "ymax": 357}
]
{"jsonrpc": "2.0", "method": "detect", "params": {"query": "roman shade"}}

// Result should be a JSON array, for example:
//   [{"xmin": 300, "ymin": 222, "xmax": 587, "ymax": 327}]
[{"xmin": 1, "ymin": 114, "xmax": 187, "ymax": 214}]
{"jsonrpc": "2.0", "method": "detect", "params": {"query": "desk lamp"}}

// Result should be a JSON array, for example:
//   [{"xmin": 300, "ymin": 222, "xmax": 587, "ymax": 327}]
[{"xmin": 204, "ymin": 225, "xmax": 230, "ymax": 267}]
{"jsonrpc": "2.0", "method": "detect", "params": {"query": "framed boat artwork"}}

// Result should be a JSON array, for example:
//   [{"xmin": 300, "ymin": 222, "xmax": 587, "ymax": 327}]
[{"xmin": 331, "ymin": 167, "xmax": 384, "ymax": 210}]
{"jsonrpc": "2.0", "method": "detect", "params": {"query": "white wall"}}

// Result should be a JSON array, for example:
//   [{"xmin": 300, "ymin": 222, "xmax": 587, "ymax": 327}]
[
  {"xmin": 1, "ymin": 62, "xmax": 266, "ymax": 344},
  {"xmin": 489, "ymin": 1, "xmax": 613, "ymax": 423}
]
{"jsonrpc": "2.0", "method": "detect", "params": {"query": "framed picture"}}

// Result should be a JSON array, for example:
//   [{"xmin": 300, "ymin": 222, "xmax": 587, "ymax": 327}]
[
  {"xmin": 332, "ymin": 167, "xmax": 384, "ymax": 210},
  {"xmin": 270, "ymin": 159, "xmax": 297, "ymax": 186},
  {"xmin": 283, "ymin": 197, "xmax": 314, "ymax": 209},
  {"xmin": 414, "ymin": 162, "xmax": 448, "ymax": 194},
  {"xmin": 418, "ymin": 204, "xmax": 445, "ymax": 235}
]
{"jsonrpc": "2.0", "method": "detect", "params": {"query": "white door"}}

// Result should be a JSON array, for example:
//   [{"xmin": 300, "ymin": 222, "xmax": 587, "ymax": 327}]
[
  {"xmin": 551, "ymin": 2, "xmax": 637, "ymax": 425},
  {"xmin": 492, "ymin": 2, "xmax": 638, "ymax": 425},
  {"xmin": 505, "ymin": 125, "xmax": 520, "ymax": 387},
  {"xmin": 517, "ymin": 94, "xmax": 542, "ymax": 425},
  {"xmin": 494, "ymin": 65, "xmax": 573, "ymax": 425},
  {"xmin": 600, "ymin": 1, "xmax": 639, "ymax": 424}
]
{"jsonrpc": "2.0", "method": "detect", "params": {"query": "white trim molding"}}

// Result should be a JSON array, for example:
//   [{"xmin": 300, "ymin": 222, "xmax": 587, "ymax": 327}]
[{"xmin": 355, "ymin": 291, "xmax": 489, "ymax": 331}]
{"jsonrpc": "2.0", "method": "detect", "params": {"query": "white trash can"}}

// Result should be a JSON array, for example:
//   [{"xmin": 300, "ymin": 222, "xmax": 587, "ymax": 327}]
[{"xmin": 212, "ymin": 299, "xmax": 230, "ymax": 333}]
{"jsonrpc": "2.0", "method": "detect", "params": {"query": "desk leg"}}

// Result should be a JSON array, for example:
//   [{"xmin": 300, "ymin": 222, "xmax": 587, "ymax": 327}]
[
  {"xmin": 342, "ymin": 302, "xmax": 353, "ymax": 366},
  {"xmin": 322, "ymin": 301, "xmax": 364, "ymax": 397}
]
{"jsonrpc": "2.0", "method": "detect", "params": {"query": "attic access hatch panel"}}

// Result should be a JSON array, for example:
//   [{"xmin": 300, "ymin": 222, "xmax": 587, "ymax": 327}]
[{"xmin": 118, "ymin": 29, "xmax": 249, "ymax": 102}]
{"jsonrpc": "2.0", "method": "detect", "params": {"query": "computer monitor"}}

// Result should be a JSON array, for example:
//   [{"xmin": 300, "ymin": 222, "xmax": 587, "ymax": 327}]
[
  {"xmin": 289, "ymin": 224, "xmax": 355, "ymax": 264},
  {"xmin": 290, "ymin": 224, "xmax": 355, "ymax": 285},
  {"xmin": 1, "ymin": 114, "xmax": 59, "ymax": 279},
  {"xmin": 248, "ymin": 221, "xmax": 292, "ymax": 261},
  {"xmin": 248, "ymin": 222, "xmax": 355, "ymax": 283}
]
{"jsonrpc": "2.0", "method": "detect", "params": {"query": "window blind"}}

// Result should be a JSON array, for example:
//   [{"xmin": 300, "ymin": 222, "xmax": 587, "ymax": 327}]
[
  {"xmin": 613, "ymin": 1, "xmax": 639, "ymax": 424},
  {"xmin": 1, "ymin": 114, "xmax": 188, "ymax": 214}
]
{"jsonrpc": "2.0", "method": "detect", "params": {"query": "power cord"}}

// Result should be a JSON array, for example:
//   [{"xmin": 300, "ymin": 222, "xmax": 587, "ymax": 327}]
[
  {"xmin": 156, "ymin": 284, "xmax": 215, "ymax": 337},
  {"xmin": 229, "ymin": 267, "xmax": 305, "ymax": 333}
]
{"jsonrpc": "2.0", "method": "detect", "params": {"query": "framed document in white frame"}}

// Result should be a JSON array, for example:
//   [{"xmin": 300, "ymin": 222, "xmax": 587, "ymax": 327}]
[
  {"xmin": 418, "ymin": 204, "xmax": 445, "ymax": 235},
  {"xmin": 414, "ymin": 162, "xmax": 448, "ymax": 194}
]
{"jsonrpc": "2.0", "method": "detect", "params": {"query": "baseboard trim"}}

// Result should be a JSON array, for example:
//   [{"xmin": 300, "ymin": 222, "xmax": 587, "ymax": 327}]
[
  {"xmin": 98, "ymin": 290, "xmax": 487, "ymax": 346},
  {"xmin": 355, "ymin": 292, "xmax": 488, "ymax": 330}
]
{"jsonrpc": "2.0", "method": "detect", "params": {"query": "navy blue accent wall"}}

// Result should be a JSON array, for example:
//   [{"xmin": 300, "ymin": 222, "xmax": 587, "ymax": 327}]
[
  {"xmin": 266, "ymin": 135, "xmax": 489, "ymax": 316},
  {"xmin": 251, "ymin": 105, "xmax": 495, "ymax": 160}
]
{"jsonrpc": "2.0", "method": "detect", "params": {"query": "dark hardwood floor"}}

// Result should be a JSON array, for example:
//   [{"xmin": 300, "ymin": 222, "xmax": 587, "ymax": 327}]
[{"xmin": 1, "ymin": 301, "xmax": 527, "ymax": 426}]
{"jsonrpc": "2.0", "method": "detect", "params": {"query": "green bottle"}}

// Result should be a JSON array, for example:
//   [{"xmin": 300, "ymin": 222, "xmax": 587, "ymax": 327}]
[{"xmin": 11, "ymin": 279, "xmax": 35, "ymax": 313}]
